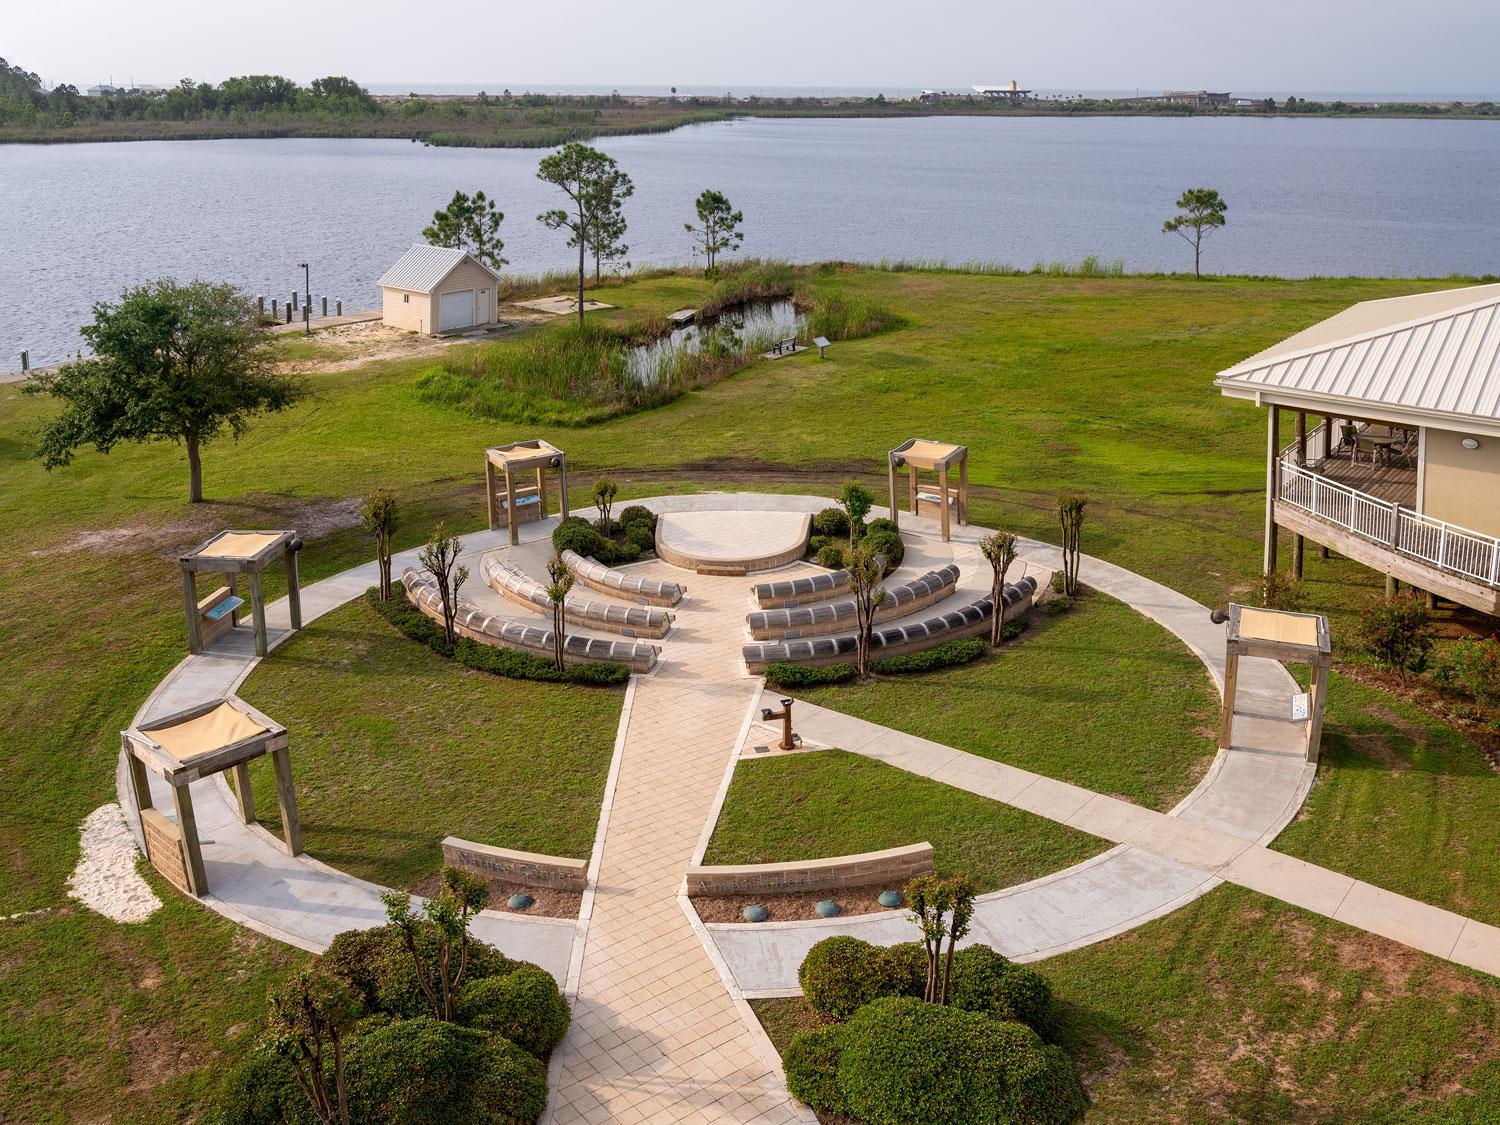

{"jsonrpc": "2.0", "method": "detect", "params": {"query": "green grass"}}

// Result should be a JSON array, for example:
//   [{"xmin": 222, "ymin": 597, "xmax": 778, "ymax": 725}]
[
  {"xmin": 237, "ymin": 599, "xmax": 621, "ymax": 889},
  {"xmin": 755, "ymin": 884, "xmax": 1500, "ymax": 1123},
  {"xmin": 704, "ymin": 750, "xmax": 1104, "ymax": 893},
  {"xmin": 795, "ymin": 589, "xmax": 1219, "ymax": 810},
  {"xmin": 4, "ymin": 266, "xmax": 1498, "ymax": 1119}
]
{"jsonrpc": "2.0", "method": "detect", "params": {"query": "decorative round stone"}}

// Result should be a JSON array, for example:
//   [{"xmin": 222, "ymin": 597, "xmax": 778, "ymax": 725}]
[
  {"xmin": 742, "ymin": 903, "xmax": 769, "ymax": 923},
  {"xmin": 815, "ymin": 899, "xmax": 841, "ymax": 918},
  {"xmin": 877, "ymin": 890, "xmax": 904, "ymax": 908},
  {"xmin": 507, "ymin": 892, "xmax": 534, "ymax": 911}
]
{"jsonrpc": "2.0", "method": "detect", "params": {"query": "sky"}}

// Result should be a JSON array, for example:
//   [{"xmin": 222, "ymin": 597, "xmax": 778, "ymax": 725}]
[{"xmin": 8, "ymin": 0, "xmax": 1499, "ymax": 96}]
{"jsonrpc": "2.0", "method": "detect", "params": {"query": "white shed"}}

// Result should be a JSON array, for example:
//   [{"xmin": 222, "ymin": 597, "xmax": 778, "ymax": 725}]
[{"xmin": 378, "ymin": 244, "xmax": 502, "ymax": 335}]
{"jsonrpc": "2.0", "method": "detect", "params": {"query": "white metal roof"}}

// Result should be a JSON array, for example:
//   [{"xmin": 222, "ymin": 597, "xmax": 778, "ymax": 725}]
[
  {"xmin": 1216, "ymin": 284, "xmax": 1500, "ymax": 434},
  {"xmin": 377, "ymin": 244, "xmax": 500, "ymax": 293}
]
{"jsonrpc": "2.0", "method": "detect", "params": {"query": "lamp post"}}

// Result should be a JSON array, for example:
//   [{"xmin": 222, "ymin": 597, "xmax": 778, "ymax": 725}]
[{"xmin": 297, "ymin": 261, "xmax": 310, "ymax": 336}]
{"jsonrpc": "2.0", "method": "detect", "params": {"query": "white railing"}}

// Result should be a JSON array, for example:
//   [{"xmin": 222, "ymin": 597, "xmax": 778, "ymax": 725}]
[{"xmin": 1277, "ymin": 458, "xmax": 1500, "ymax": 589}]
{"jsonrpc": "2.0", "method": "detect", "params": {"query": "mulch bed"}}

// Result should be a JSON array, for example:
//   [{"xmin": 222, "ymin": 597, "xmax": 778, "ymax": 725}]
[
  {"xmin": 410, "ymin": 871, "xmax": 582, "ymax": 920},
  {"xmin": 690, "ymin": 885, "xmax": 903, "ymax": 925}
]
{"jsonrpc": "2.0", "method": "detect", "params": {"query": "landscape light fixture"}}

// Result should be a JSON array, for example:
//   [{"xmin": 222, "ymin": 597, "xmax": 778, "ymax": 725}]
[{"xmin": 1209, "ymin": 607, "xmax": 1229, "ymax": 625}]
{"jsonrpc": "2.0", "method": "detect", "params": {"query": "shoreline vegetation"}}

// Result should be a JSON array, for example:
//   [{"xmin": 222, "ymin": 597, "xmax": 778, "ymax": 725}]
[{"xmin": 4, "ymin": 61, "xmax": 1497, "ymax": 150}]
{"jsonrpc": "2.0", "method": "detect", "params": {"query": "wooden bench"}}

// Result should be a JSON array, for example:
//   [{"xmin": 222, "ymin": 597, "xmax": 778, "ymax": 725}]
[
  {"xmin": 497, "ymin": 485, "xmax": 544, "ymax": 527},
  {"xmin": 195, "ymin": 586, "xmax": 244, "ymax": 647}
]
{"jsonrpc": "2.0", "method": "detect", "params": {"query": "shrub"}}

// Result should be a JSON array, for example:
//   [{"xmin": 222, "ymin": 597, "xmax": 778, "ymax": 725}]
[
  {"xmin": 1258, "ymin": 569, "xmax": 1306, "ymax": 612},
  {"xmin": 470, "ymin": 1034, "xmax": 550, "ymax": 1123},
  {"xmin": 455, "ymin": 965, "xmax": 570, "ymax": 1057},
  {"xmin": 863, "ymin": 527, "xmax": 905, "ymax": 571},
  {"xmin": 764, "ymin": 661, "xmax": 857, "ymax": 688},
  {"xmin": 618, "ymin": 504, "xmax": 656, "ymax": 531},
  {"xmin": 1002, "ymin": 616, "xmax": 1030, "ymax": 642},
  {"xmin": 783, "ymin": 1023, "xmax": 850, "ymax": 1115},
  {"xmin": 1356, "ymin": 593, "xmax": 1433, "ymax": 681},
  {"xmin": 873, "ymin": 637, "xmax": 986, "ymax": 675},
  {"xmin": 835, "ymin": 998, "xmax": 1086, "ymax": 1125},
  {"xmin": 813, "ymin": 507, "xmax": 851, "ymax": 537},
  {"xmin": 1045, "ymin": 594, "xmax": 1073, "ymax": 616},
  {"xmin": 945, "ymin": 946, "xmax": 1054, "ymax": 1032},
  {"xmin": 213, "ymin": 1045, "xmax": 314, "ymax": 1125},
  {"xmin": 866, "ymin": 517, "xmax": 900, "ymax": 537},
  {"xmin": 324, "ymin": 924, "xmax": 523, "ymax": 1020},
  {"xmin": 552, "ymin": 516, "xmax": 605, "ymax": 558},
  {"xmin": 799, "ymin": 937, "xmax": 924, "ymax": 1020},
  {"xmin": 1434, "ymin": 636, "xmax": 1500, "ymax": 705},
  {"xmin": 816, "ymin": 544, "xmax": 846, "ymax": 569},
  {"xmin": 624, "ymin": 522, "xmax": 656, "ymax": 552}
]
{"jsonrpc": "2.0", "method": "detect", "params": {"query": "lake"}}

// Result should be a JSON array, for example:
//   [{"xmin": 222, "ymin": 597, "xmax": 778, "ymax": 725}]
[{"xmin": 3, "ymin": 115, "xmax": 1498, "ymax": 364}]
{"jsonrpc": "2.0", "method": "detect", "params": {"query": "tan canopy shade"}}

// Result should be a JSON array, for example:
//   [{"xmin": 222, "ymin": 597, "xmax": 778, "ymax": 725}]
[
  {"xmin": 1219, "ymin": 603, "xmax": 1332, "ymax": 764},
  {"xmin": 140, "ymin": 701, "xmax": 268, "ymax": 765},
  {"xmin": 887, "ymin": 439, "xmax": 969, "ymax": 541},
  {"xmin": 1236, "ymin": 606, "xmax": 1321, "ymax": 649},
  {"xmin": 486, "ymin": 439, "xmax": 570, "ymax": 545},
  {"xmin": 179, "ymin": 529, "xmax": 302, "ymax": 658},
  {"xmin": 190, "ymin": 531, "xmax": 287, "ymax": 563}
]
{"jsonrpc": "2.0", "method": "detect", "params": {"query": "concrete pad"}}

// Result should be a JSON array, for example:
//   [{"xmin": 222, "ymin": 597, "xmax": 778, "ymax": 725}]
[
  {"xmin": 1333, "ymin": 881, "xmax": 1470, "ymax": 960},
  {"xmin": 512, "ymin": 295, "xmax": 614, "ymax": 315},
  {"xmin": 657, "ymin": 510, "xmax": 810, "ymax": 573},
  {"xmin": 1220, "ymin": 846, "xmax": 1356, "ymax": 917},
  {"xmin": 1449, "ymin": 918, "xmax": 1500, "ymax": 979}
]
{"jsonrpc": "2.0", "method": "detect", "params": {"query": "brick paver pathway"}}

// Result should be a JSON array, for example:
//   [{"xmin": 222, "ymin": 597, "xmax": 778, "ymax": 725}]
[{"xmin": 545, "ymin": 566, "xmax": 813, "ymax": 1124}]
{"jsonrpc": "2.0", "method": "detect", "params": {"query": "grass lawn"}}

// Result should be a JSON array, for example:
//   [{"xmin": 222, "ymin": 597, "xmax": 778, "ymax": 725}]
[
  {"xmin": 238, "ymin": 599, "xmax": 622, "ymax": 889},
  {"xmin": 4, "ymin": 265, "xmax": 1497, "ymax": 1119},
  {"xmin": 795, "ymin": 589, "xmax": 1219, "ymax": 810},
  {"xmin": 755, "ymin": 884, "xmax": 1500, "ymax": 1124},
  {"xmin": 703, "ymin": 750, "xmax": 1105, "ymax": 893}
]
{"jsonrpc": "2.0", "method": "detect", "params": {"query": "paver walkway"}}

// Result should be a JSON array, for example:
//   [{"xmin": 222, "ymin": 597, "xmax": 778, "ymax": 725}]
[{"xmin": 545, "ymin": 564, "xmax": 812, "ymax": 1124}]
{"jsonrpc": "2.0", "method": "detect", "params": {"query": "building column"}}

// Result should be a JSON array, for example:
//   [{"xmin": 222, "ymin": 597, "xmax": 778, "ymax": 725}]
[{"xmin": 1263, "ymin": 406, "xmax": 1280, "ymax": 576}]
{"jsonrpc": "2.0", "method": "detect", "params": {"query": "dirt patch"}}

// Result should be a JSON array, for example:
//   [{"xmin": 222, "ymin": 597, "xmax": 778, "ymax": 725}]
[
  {"xmin": 1344, "ymin": 731, "xmax": 1412, "ymax": 772},
  {"xmin": 124, "ymin": 1022, "xmax": 198, "ymax": 1093},
  {"xmin": 690, "ymin": 885, "xmax": 901, "ymax": 925},
  {"xmin": 1334, "ymin": 662, "xmax": 1500, "ymax": 774},
  {"xmin": 410, "ymin": 871, "xmax": 581, "ymax": 921}
]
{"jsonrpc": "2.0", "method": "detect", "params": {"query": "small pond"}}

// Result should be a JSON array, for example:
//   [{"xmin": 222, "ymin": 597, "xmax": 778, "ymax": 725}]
[{"xmin": 623, "ymin": 299, "xmax": 808, "ymax": 385}]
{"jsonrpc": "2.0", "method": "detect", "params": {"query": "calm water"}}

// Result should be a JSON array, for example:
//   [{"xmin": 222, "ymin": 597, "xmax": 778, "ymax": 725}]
[
  {"xmin": 3, "ymin": 115, "xmax": 1499, "ymax": 364},
  {"xmin": 624, "ymin": 299, "xmax": 806, "ymax": 384}
]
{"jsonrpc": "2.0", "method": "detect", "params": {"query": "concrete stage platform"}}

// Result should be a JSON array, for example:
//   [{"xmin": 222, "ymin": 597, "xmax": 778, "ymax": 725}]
[{"xmin": 655, "ymin": 510, "xmax": 811, "ymax": 576}]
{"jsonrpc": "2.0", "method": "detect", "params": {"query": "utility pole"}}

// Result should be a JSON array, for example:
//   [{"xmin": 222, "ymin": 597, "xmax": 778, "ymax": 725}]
[{"xmin": 298, "ymin": 261, "xmax": 311, "ymax": 335}]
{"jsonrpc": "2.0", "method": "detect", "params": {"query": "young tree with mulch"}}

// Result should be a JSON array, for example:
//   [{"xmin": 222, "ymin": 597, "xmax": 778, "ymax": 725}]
[
  {"xmin": 907, "ymin": 874, "xmax": 977, "ymax": 1005},
  {"xmin": 419, "ymin": 523, "xmax": 468, "ymax": 646},
  {"xmin": 838, "ymin": 481, "xmax": 875, "ymax": 546},
  {"xmin": 361, "ymin": 490, "xmax": 399, "ymax": 602},
  {"xmin": 379, "ymin": 866, "xmax": 490, "ymax": 1023},
  {"xmin": 546, "ymin": 558, "xmax": 574, "ymax": 673},
  {"xmin": 593, "ymin": 476, "xmax": 618, "ymax": 537},
  {"xmin": 536, "ymin": 143, "xmax": 634, "ymax": 327},
  {"xmin": 847, "ymin": 542, "xmax": 889, "ymax": 679},
  {"xmin": 265, "ymin": 967, "xmax": 362, "ymax": 1125},
  {"xmin": 979, "ymin": 530, "xmax": 1019, "ymax": 646},
  {"xmin": 1056, "ymin": 492, "xmax": 1086, "ymax": 596}
]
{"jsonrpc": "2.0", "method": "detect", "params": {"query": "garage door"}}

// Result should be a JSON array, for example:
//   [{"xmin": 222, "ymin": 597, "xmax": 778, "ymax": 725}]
[{"xmin": 438, "ymin": 289, "xmax": 475, "ymax": 331}]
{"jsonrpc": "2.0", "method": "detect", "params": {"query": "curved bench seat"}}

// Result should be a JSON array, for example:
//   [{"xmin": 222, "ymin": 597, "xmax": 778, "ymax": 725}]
[
  {"xmin": 742, "ymin": 576, "xmax": 1037, "ymax": 674},
  {"xmin": 561, "ymin": 549, "xmax": 684, "ymax": 607},
  {"xmin": 402, "ymin": 568, "xmax": 658, "ymax": 673},
  {"xmin": 482, "ymin": 558, "xmax": 673, "ymax": 639},
  {"xmin": 751, "ymin": 568, "xmax": 850, "ymax": 610},
  {"xmin": 746, "ymin": 565, "xmax": 960, "ymax": 641}
]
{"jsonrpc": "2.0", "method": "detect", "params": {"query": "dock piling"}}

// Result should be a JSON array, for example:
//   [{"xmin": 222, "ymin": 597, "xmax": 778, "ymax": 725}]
[
  {"xmin": 321, "ymin": 296, "xmax": 328, "ymax": 317},
  {"xmin": 20, "ymin": 350, "xmax": 28, "ymax": 372},
  {"xmin": 336, "ymin": 299, "xmax": 343, "ymax": 316}
]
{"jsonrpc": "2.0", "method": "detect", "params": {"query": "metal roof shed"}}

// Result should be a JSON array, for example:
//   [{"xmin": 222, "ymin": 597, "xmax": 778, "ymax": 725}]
[{"xmin": 379, "ymin": 244, "xmax": 503, "ymax": 336}]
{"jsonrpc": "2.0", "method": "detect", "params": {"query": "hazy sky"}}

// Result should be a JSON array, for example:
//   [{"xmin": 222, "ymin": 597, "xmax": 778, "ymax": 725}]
[{"xmin": 9, "ymin": 0, "xmax": 1499, "ymax": 94}]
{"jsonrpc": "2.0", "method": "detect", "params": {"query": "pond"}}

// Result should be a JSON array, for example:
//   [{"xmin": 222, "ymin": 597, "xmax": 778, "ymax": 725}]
[{"xmin": 622, "ymin": 299, "xmax": 808, "ymax": 385}]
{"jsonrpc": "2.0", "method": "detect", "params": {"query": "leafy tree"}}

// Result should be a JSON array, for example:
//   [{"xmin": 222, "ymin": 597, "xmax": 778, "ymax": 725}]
[
  {"xmin": 587, "ymin": 206, "xmax": 629, "ymax": 285},
  {"xmin": 1356, "ymin": 593, "xmax": 1433, "ymax": 683},
  {"xmin": 906, "ymin": 875, "xmax": 976, "ymax": 1005},
  {"xmin": 1162, "ymin": 187, "xmax": 1228, "ymax": 277},
  {"xmin": 847, "ymin": 542, "xmax": 889, "ymax": 679},
  {"xmin": 379, "ymin": 866, "xmax": 490, "ymax": 1022},
  {"xmin": 536, "ymin": 143, "xmax": 634, "ymax": 326},
  {"xmin": 1056, "ymin": 492, "xmax": 1086, "ymax": 596},
  {"xmin": 593, "ymin": 476, "xmax": 618, "ymax": 536},
  {"xmin": 26, "ymin": 279, "xmax": 304, "ymax": 503},
  {"xmin": 418, "ymin": 523, "xmax": 468, "ymax": 645},
  {"xmin": 361, "ymin": 490, "xmax": 399, "ymax": 602},
  {"xmin": 422, "ymin": 189, "xmax": 507, "ymax": 271},
  {"xmin": 545, "ymin": 558, "xmax": 573, "ymax": 673},
  {"xmin": 837, "ymin": 481, "xmax": 874, "ymax": 545},
  {"xmin": 978, "ymin": 530, "xmax": 1019, "ymax": 646},
  {"xmin": 684, "ymin": 188, "xmax": 745, "ymax": 273},
  {"xmin": 265, "ymin": 967, "xmax": 362, "ymax": 1125}
]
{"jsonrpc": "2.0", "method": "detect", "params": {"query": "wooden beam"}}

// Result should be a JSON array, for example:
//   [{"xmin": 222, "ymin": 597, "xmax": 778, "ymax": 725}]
[
  {"xmin": 908, "ymin": 464, "xmax": 918, "ymax": 515},
  {"xmin": 1293, "ymin": 411, "xmax": 1306, "ymax": 578},
  {"xmin": 172, "ymin": 783, "xmax": 208, "ymax": 897},
  {"xmin": 271, "ymin": 746, "xmax": 303, "ymax": 855},
  {"xmin": 536, "ymin": 465, "xmax": 548, "ymax": 518},
  {"xmin": 938, "ymin": 462, "xmax": 951, "ymax": 541},
  {"xmin": 957, "ymin": 458, "xmax": 968, "ymax": 525},
  {"xmin": 247, "ymin": 569, "xmax": 268, "ymax": 658},
  {"xmin": 231, "ymin": 763, "xmax": 255, "ymax": 823},
  {"xmin": 1306, "ymin": 662, "xmax": 1330, "ymax": 762},
  {"xmin": 1218, "ymin": 650, "xmax": 1239, "ymax": 749},
  {"xmin": 558, "ymin": 456, "xmax": 570, "ymax": 521},
  {"xmin": 126, "ymin": 741, "xmax": 154, "ymax": 813},
  {"xmin": 504, "ymin": 466, "xmax": 518, "ymax": 546},
  {"xmin": 1264, "ymin": 407, "xmax": 1280, "ymax": 576},
  {"xmin": 484, "ymin": 456, "xmax": 498, "ymax": 530},
  {"xmin": 887, "ymin": 456, "xmax": 900, "ymax": 531},
  {"xmin": 181, "ymin": 568, "xmax": 201, "ymax": 654},
  {"xmin": 285, "ymin": 545, "xmax": 301, "ymax": 633}
]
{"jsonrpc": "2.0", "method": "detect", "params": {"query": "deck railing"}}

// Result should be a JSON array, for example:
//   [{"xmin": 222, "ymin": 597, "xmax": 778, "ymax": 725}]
[{"xmin": 1277, "ymin": 455, "xmax": 1500, "ymax": 589}]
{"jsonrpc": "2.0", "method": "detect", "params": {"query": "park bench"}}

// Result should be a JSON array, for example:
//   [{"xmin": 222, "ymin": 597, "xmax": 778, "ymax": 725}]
[{"xmin": 770, "ymin": 336, "xmax": 798, "ymax": 356}]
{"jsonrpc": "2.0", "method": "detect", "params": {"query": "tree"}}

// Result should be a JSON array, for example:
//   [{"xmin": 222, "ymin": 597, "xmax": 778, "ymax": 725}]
[
  {"xmin": 978, "ymin": 531, "xmax": 1019, "ymax": 646},
  {"xmin": 1056, "ymin": 492, "xmax": 1086, "ymax": 596},
  {"xmin": 906, "ymin": 875, "xmax": 976, "ymax": 1005},
  {"xmin": 536, "ymin": 143, "xmax": 634, "ymax": 326},
  {"xmin": 684, "ymin": 189, "xmax": 745, "ymax": 274},
  {"xmin": 1162, "ymin": 187, "xmax": 1228, "ymax": 277},
  {"xmin": 26, "ymin": 279, "xmax": 303, "ymax": 503},
  {"xmin": 837, "ymin": 481, "xmax": 874, "ymax": 546},
  {"xmin": 847, "ymin": 542, "xmax": 889, "ymax": 679},
  {"xmin": 379, "ymin": 866, "xmax": 490, "ymax": 1023},
  {"xmin": 265, "ymin": 967, "xmax": 362, "ymax": 1125},
  {"xmin": 593, "ymin": 476, "xmax": 618, "ymax": 537},
  {"xmin": 545, "ymin": 558, "xmax": 573, "ymax": 673},
  {"xmin": 418, "ymin": 523, "xmax": 468, "ymax": 646},
  {"xmin": 423, "ymin": 189, "xmax": 507, "ymax": 271},
  {"xmin": 588, "ymin": 206, "xmax": 629, "ymax": 285},
  {"xmin": 361, "ymin": 490, "xmax": 399, "ymax": 602}
]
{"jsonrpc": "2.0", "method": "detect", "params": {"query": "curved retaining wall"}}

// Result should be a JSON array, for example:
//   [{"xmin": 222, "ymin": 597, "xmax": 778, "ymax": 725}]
[
  {"xmin": 562, "ymin": 549, "xmax": 684, "ymax": 607},
  {"xmin": 685, "ymin": 842, "xmax": 934, "ymax": 896},
  {"xmin": 442, "ymin": 836, "xmax": 587, "ymax": 892},
  {"xmin": 742, "ymin": 576, "xmax": 1037, "ymax": 673},
  {"xmin": 747, "ymin": 565, "xmax": 960, "ymax": 640},
  {"xmin": 403, "ymin": 568, "xmax": 659, "ymax": 673},
  {"xmin": 483, "ymin": 557, "xmax": 673, "ymax": 639}
]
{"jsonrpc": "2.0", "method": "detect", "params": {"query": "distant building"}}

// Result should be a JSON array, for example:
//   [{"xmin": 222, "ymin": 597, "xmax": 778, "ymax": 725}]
[
  {"xmin": 1115, "ymin": 90, "xmax": 1233, "ymax": 108},
  {"xmin": 972, "ymin": 81, "xmax": 1032, "ymax": 102},
  {"xmin": 85, "ymin": 84, "xmax": 119, "ymax": 98},
  {"xmin": 378, "ymin": 244, "xmax": 501, "ymax": 335}
]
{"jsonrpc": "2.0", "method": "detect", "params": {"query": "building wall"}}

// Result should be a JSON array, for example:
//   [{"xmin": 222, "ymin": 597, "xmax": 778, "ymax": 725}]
[
  {"xmin": 382, "ymin": 287, "xmax": 431, "ymax": 333},
  {"xmin": 432, "ymin": 259, "xmax": 499, "ymax": 327},
  {"xmin": 1422, "ymin": 427, "xmax": 1500, "ymax": 536}
]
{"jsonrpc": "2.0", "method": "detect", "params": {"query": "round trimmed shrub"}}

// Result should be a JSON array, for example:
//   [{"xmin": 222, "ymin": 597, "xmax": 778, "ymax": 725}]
[
  {"xmin": 552, "ymin": 515, "xmax": 606, "ymax": 559},
  {"xmin": 455, "ymin": 964, "xmax": 570, "ymax": 1057},
  {"xmin": 618, "ymin": 504, "xmax": 656, "ymax": 531},
  {"xmin": 213, "ymin": 1045, "xmax": 314, "ymax": 1125},
  {"xmin": 812, "ymin": 507, "xmax": 851, "ymax": 537},
  {"xmin": 783, "ymin": 1022, "xmax": 849, "ymax": 1115},
  {"xmin": 866, "ymin": 517, "xmax": 900, "ymax": 538},
  {"xmin": 324, "ymin": 924, "xmax": 520, "ymax": 1019},
  {"xmin": 947, "ymin": 945, "xmax": 1054, "ymax": 1032},
  {"xmin": 799, "ymin": 936, "xmax": 922, "ymax": 1020},
  {"xmin": 863, "ymin": 527, "xmax": 905, "ymax": 571},
  {"xmin": 345, "ymin": 1017, "xmax": 485, "ymax": 1123},
  {"xmin": 625, "ymin": 522, "xmax": 656, "ymax": 553},
  {"xmin": 471, "ymin": 1033, "xmax": 550, "ymax": 1123},
  {"xmin": 837, "ymin": 997, "xmax": 1086, "ymax": 1125},
  {"xmin": 816, "ymin": 544, "xmax": 846, "ymax": 570}
]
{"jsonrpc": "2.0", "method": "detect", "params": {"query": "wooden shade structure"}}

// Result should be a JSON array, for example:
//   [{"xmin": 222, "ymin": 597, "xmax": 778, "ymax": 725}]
[
  {"xmin": 485, "ymin": 440, "xmax": 570, "ymax": 545},
  {"xmin": 180, "ymin": 530, "xmax": 302, "ymax": 658},
  {"xmin": 1218, "ymin": 603, "xmax": 1332, "ymax": 762},
  {"xmin": 123, "ymin": 695, "xmax": 301, "ymax": 897},
  {"xmin": 887, "ymin": 439, "xmax": 969, "ymax": 541}
]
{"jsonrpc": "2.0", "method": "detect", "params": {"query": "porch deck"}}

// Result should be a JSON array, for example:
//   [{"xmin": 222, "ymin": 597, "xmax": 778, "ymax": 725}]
[{"xmin": 1307, "ymin": 450, "xmax": 1416, "ymax": 507}]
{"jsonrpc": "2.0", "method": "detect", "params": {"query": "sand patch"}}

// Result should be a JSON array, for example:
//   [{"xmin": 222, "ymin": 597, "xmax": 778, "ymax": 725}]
[{"xmin": 67, "ymin": 804, "xmax": 161, "ymax": 924}]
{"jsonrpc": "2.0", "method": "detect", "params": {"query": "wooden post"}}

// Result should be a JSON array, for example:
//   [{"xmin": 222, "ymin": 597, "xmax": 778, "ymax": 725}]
[
  {"xmin": 172, "ymin": 783, "xmax": 208, "ymax": 896},
  {"xmin": 958, "ymin": 457, "xmax": 968, "ymax": 525},
  {"xmin": 938, "ymin": 462, "xmax": 951, "ymax": 541},
  {"xmin": 1306, "ymin": 662, "xmax": 1330, "ymax": 762},
  {"xmin": 908, "ymin": 464, "xmax": 918, "ymax": 514},
  {"xmin": 126, "ymin": 744, "xmax": 154, "ymax": 813},
  {"xmin": 336, "ymin": 299, "xmax": 343, "ymax": 316},
  {"xmin": 887, "ymin": 456, "xmax": 900, "ymax": 531},
  {"xmin": 536, "ymin": 465, "xmax": 548, "ymax": 518},
  {"xmin": 1218, "ymin": 650, "xmax": 1240, "ymax": 749},
  {"xmin": 504, "ymin": 466, "xmax": 518, "ymax": 545},
  {"xmin": 558, "ymin": 457, "xmax": 570, "ymax": 520},
  {"xmin": 485, "ymin": 456, "xmax": 498, "ymax": 530},
  {"xmin": 1263, "ymin": 407, "xmax": 1280, "ymax": 576},
  {"xmin": 231, "ymin": 763, "xmax": 256, "ymax": 823},
  {"xmin": 181, "ymin": 567, "xmax": 201, "ymax": 654},
  {"xmin": 1293, "ymin": 412, "xmax": 1306, "ymax": 578},
  {"xmin": 321, "ymin": 296, "xmax": 328, "ymax": 317},
  {"xmin": 247, "ymin": 569, "xmax": 268, "ymax": 658},
  {"xmin": 285, "ymin": 550, "xmax": 302, "ymax": 633},
  {"xmin": 271, "ymin": 746, "xmax": 302, "ymax": 855}
]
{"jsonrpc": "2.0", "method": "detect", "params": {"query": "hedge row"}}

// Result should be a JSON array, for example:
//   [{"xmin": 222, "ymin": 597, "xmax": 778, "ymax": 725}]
[
  {"xmin": 367, "ymin": 586, "xmax": 629, "ymax": 686},
  {"xmin": 764, "ymin": 637, "xmax": 990, "ymax": 688}
]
